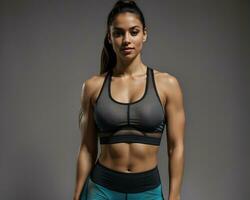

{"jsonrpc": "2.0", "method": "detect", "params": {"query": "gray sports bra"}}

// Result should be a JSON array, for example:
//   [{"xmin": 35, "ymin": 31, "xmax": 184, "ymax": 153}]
[{"xmin": 93, "ymin": 66, "xmax": 167, "ymax": 146}]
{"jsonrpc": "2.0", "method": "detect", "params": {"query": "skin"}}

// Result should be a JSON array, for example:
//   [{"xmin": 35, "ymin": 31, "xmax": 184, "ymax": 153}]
[{"xmin": 73, "ymin": 12, "xmax": 185, "ymax": 200}]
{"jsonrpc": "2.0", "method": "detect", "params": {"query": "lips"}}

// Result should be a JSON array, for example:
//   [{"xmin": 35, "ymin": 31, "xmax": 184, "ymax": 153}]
[
  {"xmin": 121, "ymin": 47, "xmax": 134, "ymax": 50},
  {"xmin": 121, "ymin": 48, "xmax": 134, "ymax": 54}
]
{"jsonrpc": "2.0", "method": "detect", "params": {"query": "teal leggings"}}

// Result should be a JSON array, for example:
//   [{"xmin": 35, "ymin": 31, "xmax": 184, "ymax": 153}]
[{"xmin": 80, "ymin": 176, "xmax": 165, "ymax": 200}]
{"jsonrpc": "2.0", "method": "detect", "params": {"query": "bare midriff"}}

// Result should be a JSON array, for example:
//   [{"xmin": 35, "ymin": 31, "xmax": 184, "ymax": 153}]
[{"xmin": 98, "ymin": 143, "xmax": 160, "ymax": 173}]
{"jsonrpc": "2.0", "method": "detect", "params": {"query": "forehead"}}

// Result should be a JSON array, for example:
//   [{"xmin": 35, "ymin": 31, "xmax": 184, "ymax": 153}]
[{"xmin": 111, "ymin": 12, "xmax": 142, "ymax": 29}]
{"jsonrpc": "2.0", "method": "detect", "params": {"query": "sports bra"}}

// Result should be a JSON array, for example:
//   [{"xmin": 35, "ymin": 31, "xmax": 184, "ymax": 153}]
[{"xmin": 93, "ymin": 66, "xmax": 167, "ymax": 146}]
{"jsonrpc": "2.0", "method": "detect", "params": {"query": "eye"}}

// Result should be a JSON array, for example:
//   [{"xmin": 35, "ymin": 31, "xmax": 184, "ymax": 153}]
[
  {"xmin": 113, "ymin": 31, "xmax": 122, "ymax": 37},
  {"xmin": 131, "ymin": 31, "xmax": 139, "ymax": 36}
]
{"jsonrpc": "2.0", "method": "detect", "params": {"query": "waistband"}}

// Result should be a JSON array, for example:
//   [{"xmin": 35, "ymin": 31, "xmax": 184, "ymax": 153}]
[{"xmin": 90, "ymin": 159, "xmax": 161, "ymax": 193}]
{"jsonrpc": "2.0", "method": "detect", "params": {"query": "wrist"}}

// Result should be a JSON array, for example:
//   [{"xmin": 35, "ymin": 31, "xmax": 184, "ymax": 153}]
[
  {"xmin": 73, "ymin": 194, "xmax": 80, "ymax": 200},
  {"xmin": 168, "ymin": 194, "xmax": 180, "ymax": 200}
]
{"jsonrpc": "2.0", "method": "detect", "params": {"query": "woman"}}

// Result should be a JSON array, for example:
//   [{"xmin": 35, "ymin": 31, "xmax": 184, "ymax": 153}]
[{"xmin": 73, "ymin": 1, "xmax": 185, "ymax": 200}]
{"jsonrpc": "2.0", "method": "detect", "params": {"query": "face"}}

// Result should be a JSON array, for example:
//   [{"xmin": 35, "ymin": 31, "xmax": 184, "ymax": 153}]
[{"xmin": 108, "ymin": 12, "xmax": 147, "ymax": 60}]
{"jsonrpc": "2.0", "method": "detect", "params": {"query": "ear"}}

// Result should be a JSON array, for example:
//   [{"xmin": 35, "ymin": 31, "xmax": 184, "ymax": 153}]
[
  {"xmin": 143, "ymin": 27, "xmax": 147, "ymax": 42},
  {"xmin": 107, "ymin": 32, "xmax": 112, "ymax": 44}
]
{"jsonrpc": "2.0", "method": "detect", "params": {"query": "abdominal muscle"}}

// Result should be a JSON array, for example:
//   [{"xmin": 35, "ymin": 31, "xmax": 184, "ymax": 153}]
[{"xmin": 98, "ymin": 143, "xmax": 159, "ymax": 173}]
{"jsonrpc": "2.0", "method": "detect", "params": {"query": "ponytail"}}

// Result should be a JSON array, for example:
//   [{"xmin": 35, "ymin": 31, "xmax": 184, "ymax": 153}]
[{"xmin": 100, "ymin": 0, "xmax": 146, "ymax": 74}]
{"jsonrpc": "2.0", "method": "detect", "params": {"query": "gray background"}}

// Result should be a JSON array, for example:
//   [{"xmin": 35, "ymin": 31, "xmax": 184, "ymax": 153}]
[{"xmin": 1, "ymin": 0, "xmax": 249, "ymax": 199}]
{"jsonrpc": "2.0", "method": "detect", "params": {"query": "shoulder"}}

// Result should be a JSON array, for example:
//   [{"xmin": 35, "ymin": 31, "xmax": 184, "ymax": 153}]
[
  {"xmin": 152, "ymin": 67, "xmax": 178, "ymax": 83},
  {"xmin": 80, "ymin": 71, "xmax": 109, "ymax": 106},
  {"xmin": 152, "ymin": 67, "xmax": 183, "ymax": 99}
]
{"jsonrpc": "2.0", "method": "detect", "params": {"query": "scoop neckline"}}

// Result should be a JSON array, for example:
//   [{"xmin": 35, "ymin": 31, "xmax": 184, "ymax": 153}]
[{"xmin": 108, "ymin": 66, "xmax": 149, "ymax": 105}]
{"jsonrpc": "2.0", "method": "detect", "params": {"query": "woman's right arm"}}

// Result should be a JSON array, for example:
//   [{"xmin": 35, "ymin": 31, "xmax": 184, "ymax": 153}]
[{"xmin": 73, "ymin": 79, "xmax": 98, "ymax": 200}]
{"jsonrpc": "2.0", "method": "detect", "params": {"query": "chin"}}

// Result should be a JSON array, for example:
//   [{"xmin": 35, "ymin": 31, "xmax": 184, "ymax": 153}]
[
  {"xmin": 121, "ymin": 55, "xmax": 136, "ymax": 61},
  {"xmin": 120, "ymin": 52, "xmax": 138, "ymax": 59}
]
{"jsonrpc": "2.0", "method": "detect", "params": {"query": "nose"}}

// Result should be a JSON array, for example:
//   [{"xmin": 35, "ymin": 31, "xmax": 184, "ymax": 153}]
[{"xmin": 123, "ymin": 32, "xmax": 131, "ymax": 44}]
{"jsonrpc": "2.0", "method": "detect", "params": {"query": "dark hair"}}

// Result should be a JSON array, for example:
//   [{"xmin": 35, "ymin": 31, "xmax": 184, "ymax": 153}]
[{"xmin": 99, "ymin": 0, "xmax": 146, "ymax": 74}]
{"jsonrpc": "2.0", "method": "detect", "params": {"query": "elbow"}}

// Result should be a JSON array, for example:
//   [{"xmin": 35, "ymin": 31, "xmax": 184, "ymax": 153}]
[
  {"xmin": 79, "ymin": 144, "xmax": 98, "ymax": 163},
  {"xmin": 168, "ymin": 142, "xmax": 184, "ymax": 156}
]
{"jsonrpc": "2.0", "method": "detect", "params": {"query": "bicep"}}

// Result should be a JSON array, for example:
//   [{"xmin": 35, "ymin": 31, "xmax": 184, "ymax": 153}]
[
  {"xmin": 79, "ymin": 80, "xmax": 98, "ymax": 154},
  {"xmin": 165, "ymin": 76, "xmax": 186, "ymax": 150}
]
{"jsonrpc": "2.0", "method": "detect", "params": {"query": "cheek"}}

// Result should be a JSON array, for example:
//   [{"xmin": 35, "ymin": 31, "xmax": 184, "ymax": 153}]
[
  {"xmin": 112, "ymin": 39, "xmax": 122, "ymax": 51},
  {"xmin": 134, "ymin": 38, "xmax": 144, "ymax": 50},
  {"xmin": 113, "ymin": 38, "xmax": 120, "ymax": 45}
]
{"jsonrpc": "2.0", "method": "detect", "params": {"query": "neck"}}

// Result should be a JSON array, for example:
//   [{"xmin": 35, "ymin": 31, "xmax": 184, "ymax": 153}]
[{"xmin": 113, "ymin": 54, "xmax": 147, "ymax": 77}]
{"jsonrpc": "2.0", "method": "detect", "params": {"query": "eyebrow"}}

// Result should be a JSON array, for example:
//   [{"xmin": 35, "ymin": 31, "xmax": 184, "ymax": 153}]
[{"xmin": 113, "ymin": 25, "xmax": 141, "ymax": 30}]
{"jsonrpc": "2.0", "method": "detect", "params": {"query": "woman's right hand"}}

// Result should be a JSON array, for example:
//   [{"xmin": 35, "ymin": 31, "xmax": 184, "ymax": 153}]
[
  {"xmin": 72, "ymin": 194, "xmax": 80, "ymax": 200},
  {"xmin": 73, "ymin": 197, "xmax": 78, "ymax": 200}
]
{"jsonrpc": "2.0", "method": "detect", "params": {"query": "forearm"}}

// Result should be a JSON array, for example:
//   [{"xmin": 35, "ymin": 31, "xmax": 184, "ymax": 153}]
[
  {"xmin": 73, "ymin": 147, "xmax": 97, "ymax": 200},
  {"xmin": 168, "ymin": 145, "xmax": 184, "ymax": 200}
]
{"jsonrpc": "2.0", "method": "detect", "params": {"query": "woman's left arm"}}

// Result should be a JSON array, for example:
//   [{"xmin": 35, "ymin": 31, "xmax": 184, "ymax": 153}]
[{"xmin": 164, "ymin": 75, "xmax": 186, "ymax": 200}]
